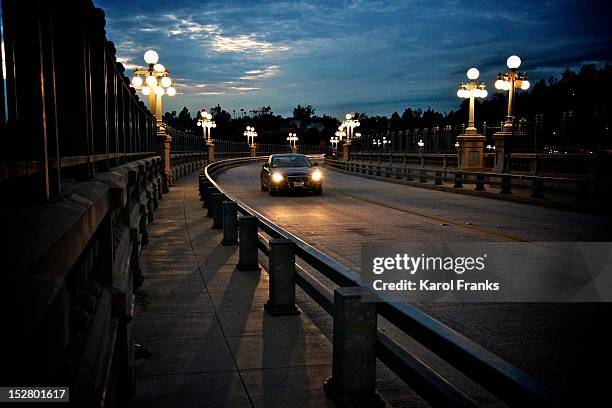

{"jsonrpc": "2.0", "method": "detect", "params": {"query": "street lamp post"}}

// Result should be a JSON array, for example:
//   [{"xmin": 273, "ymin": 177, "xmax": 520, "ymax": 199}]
[
  {"xmin": 197, "ymin": 110, "xmax": 217, "ymax": 162},
  {"xmin": 340, "ymin": 113, "xmax": 360, "ymax": 161},
  {"xmin": 131, "ymin": 49, "xmax": 177, "ymax": 123},
  {"xmin": 495, "ymin": 55, "xmax": 530, "ymax": 132},
  {"xmin": 493, "ymin": 55, "xmax": 530, "ymax": 172},
  {"xmin": 244, "ymin": 126, "xmax": 257, "ymax": 157},
  {"xmin": 131, "ymin": 50, "xmax": 177, "ymax": 191},
  {"xmin": 456, "ymin": 67, "xmax": 488, "ymax": 170},
  {"xmin": 287, "ymin": 132, "xmax": 298, "ymax": 153}
]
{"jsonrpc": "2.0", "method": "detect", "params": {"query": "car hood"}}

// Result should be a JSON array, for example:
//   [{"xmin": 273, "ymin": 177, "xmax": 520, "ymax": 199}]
[{"xmin": 272, "ymin": 167, "xmax": 315, "ymax": 176}]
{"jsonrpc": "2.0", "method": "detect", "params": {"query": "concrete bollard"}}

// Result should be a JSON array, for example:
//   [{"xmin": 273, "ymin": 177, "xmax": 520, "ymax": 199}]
[
  {"xmin": 500, "ymin": 175, "xmax": 512, "ymax": 194},
  {"xmin": 212, "ymin": 193, "xmax": 224, "ymax": 229},
  {"xmin": 419, "ymin": 169, "xmax": 427, "ymax": 183},
  {"xmin": 531, "ymin": 178, "xmax": 544, "ymax": 198},
  {"xmin": 453, "ymin": 172, "xmax": 463, "ymax": 188},
  {"xmin": 201, "ymin": 180, "xmax": 212, "ymax": 208},
  {"xmin": 236, "ymin": 216, "xmax": 260, "ymax": 271},
  {"xmin": 434, "ymin": 171, "xmax": 443, "ymax": 185},
  {"xmin": 221, "ymin": 201, "xmax": 238, "ymax": 245},
  {"xmin": 324, "ymin": 287, "xmax": 382, "ymax": 407},
  {"xmin": 198, "ymin": 175, "xmax": 205, "ymax": 201},
  {"xmin": 475, "ymin": 173, "xmax": 486, "ymax": 191},
  {"xmin": 264, "ymin": 239, "xmax": 299, "ymax": 316},
  {"xmin": 206, "ymin": 186, "xmax": 217, "ymax": 217}
]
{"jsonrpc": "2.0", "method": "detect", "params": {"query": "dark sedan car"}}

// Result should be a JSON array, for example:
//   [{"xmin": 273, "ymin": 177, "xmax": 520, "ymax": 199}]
[{"xmin": 261, "ymin": 154, "xmax": 323, "ymax": 195}]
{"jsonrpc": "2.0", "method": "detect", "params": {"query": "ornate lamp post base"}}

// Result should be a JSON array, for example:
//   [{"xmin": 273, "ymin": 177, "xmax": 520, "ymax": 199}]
[
  {"xmin": 291, "ymin": 145, "xmax": 298, "ymax": 154},
  {"xmin": 456, "ymin": 133, "xmax": 486, "ymax": 171},
  {"xmin": 250, "ymin": 144, "xmax": 257, "ymax": 157},
  {"xmin": 492, "ymin": 130, "xmax": 512, "ymax": 172},
  {"xmin": 207, "ymin": 141, "xmax": 215, "ymax": 163},
  {"xmin": 157, "ymin": 124, "xmax": 173, "ymax": 192},
  {"xmin": 342, "ymin": 142, "xmax": 350, "ymax": 161}
]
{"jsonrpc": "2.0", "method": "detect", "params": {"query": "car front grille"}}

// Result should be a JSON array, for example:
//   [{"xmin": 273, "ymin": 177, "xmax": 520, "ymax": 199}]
[{"xmin": 287, "ymin": 176, "xmax": 309, "ymax": 182}]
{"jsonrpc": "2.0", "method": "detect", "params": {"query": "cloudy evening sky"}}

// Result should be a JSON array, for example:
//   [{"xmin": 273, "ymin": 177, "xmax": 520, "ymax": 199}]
[{"xmin": 94, "ymin": 0, "xmax": 612, "ymax": 118}]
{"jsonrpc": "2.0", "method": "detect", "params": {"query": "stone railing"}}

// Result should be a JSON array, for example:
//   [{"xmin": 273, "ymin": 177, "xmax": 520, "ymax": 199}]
[
  {"xmin": 347, "ymin": 151, "xmax": 612, "ymax": 178},
  {"xmin": 2, "ymin": 154, "xmax": 203, "ymax": 406},
  {"xmin": 325, "ymin": 158, "xmax": 612, "ymax": 214}
]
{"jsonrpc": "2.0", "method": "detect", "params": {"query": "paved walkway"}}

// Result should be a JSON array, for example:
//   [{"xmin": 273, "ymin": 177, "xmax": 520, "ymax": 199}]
[{"xmin": 131, "ymin": 173, "xmax": 335, "ymax": 408}]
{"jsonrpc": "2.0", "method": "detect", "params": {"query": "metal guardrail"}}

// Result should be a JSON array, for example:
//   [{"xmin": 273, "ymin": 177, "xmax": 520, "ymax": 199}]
[{"xmin": 200, "ymin": 156, "xmax": 559, "ymax": 407}]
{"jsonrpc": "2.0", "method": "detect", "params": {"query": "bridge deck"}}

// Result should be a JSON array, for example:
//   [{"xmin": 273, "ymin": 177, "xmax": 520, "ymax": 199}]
[
  {"xmin": 215, "ymin": 162, "xmax": 611, "ymax": 402},
  {"xmin": 132, "ymin": 174, "xmax": 335, "ymax": 408}
]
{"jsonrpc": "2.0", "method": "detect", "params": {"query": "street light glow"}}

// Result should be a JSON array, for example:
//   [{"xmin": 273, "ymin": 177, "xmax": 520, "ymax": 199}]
[
  {"xmin": 146, "ymin": 75, "xmax": 157, "ymax": 87},
  {"xmin": 143, "ymin": 49, "xmax": 159, "ymax": 65},
  {"xmin": 166, "ymin": 86, "xmax": 176, "ymax": 96},
  {"xmin": 154, "ymin": 86, "xmax": 165, "ymax": 96},
  {"xmin": 467, "ymin": 67, "xmax": 480, "ymax": 80},
  {"xmin": 160, "ymin": 76, "xmax": 172, "ymax": 87},
  {"xmin": 506, "ymin": 55, "xmax": 521, "ymax": 69},
  {"xmin": 132, "ymin": 76, "xmax": 143, "ymax": 87}
]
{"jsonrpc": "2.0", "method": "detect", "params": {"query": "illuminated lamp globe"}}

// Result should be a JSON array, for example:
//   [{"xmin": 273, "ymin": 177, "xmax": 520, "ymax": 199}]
[
  {"xmin": 141, "ymin": 86, "xmax": 151, "ymax": 95},
  {"xmin": 197, "ymin": 122, "xmax": 201, "ymax": 127},
  {"xmin": 160, "ymin": 76, "xmax": 172, "ymax": 88},
  {"xmin": 212, "ymin": 123, "xmax": 217, "ymax": 128},
  {"xmin": 345, "ymin": 113, "xmax": 352, "ymax": 119},
  {"xmin": 503, "ymin": 81, "xmax": 511, "ymax": 91},
  {"xmin": 479, "ymin": 89, "xmax": 488, "ymax": 98},
  {"xmin": 143, "ymin": 50, "xmax": 159, "ymax": 65},
  {"xmin": 495, "ymin": 79, "xmax": 505, "ymax": 90},
  {"xmin": 466, "ymin": 68, "xmax": 479, "ymax": 80},
  {"xmin": 200, "ymin": 110, "xmax": 207, "ymax": 118},
  {"xmin": 506, "ymin": 55, "xmax": 521, "ymax": 69},
  {"xmin": 132, "ymin": 76, "xmax": 143, "ymax": 87},
  {"xmin": 520, "ymin": 80, "xmax": 530, "ymax": 90},
  {"xmin": 457, "ymin": 89, "xmax": 464, "ymax": 98},
  {"xmin": 145, "ymin": 75, "xmax": 157, "ymax": 87},
  {"xmin": 153, "ymin": 63, "xmax": 165, "ymax": 72},
  {"xmin": 154, "ymin": 86, "xmax": 165, "ymax": 96},
  {"xmin": 167, "ymin": 86, "xmax": 176, "ymax": 96}
]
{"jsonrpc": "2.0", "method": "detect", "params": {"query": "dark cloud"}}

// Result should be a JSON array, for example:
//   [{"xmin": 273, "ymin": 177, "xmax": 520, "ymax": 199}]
[{"xmin": 94, "ymin": 0, "xmax": 612, "ymax": 117}]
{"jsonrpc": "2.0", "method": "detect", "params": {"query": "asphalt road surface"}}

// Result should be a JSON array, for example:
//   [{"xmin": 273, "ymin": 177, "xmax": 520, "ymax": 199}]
[{"xmin": 216, "ymin": 162, "xmax": 611, "ymax": 405}]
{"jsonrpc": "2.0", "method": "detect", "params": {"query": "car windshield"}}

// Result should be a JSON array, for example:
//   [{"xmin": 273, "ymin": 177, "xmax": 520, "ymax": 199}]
[{"xmin": 271, "ymin": 155, "xmax": 311, "ymax": 168}]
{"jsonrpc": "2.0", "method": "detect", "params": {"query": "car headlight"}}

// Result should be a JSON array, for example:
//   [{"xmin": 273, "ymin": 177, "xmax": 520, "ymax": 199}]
[
  {"xmin": 271, "ymin": 173, "xmax": 284, "ymax": 183},
  {"xmin": 311, "ymin": 169, "xmax": 322, "ymax": 182}
]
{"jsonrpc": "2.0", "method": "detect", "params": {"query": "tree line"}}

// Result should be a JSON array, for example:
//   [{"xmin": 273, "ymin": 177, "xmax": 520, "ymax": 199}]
[{"xmin": 163, "ymin": 64, "xmax": 611, "ymax": 149}]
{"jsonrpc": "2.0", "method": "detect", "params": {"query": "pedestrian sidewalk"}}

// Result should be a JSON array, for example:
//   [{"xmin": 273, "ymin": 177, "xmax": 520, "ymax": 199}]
[{"xmin": 131, "ymin": 173, "xmax": 335, "ymax": 408}]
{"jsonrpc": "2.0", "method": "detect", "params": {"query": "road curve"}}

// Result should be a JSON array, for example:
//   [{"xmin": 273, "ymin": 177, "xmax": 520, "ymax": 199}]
[{"xmin": 216, "ymin": 162, "xmax": 611, "ymax": 403}]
